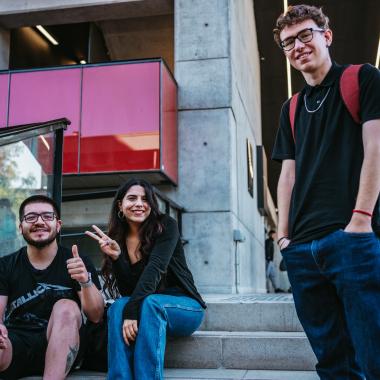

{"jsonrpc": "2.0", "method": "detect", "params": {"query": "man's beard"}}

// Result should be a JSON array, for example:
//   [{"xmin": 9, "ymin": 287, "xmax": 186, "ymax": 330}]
[{"xmin": 23, "ymin": 231, "xmax": 57, "ymax": 248}]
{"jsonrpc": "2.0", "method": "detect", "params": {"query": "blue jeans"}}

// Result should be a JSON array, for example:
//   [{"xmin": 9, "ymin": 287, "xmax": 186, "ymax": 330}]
[
  {"xmin": 107, "ymin": 293, "xmax": 205, "ymax": 380},
  {"xmin": 281, "ymin": 229, "xmax": 380, "ymax": 380}
]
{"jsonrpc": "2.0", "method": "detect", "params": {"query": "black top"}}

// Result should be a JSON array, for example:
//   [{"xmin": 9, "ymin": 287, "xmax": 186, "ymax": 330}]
[
  {"xmin": 0, "ymin": 245, "xmax": 101, "ymax": 330},
  {"xmin": 272, "ymin": 62, "xmax": 380, "ymax": 243},
  {"xmin": 112, "ymin": 214, "xmax": 206, "ymax": 320},
  {"xmin": 265, "ymin": 237, "xmax": 274, "ymax": 261}
]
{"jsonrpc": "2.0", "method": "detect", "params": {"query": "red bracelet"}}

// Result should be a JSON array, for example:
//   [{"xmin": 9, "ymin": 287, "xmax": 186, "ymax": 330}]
[{"xmin": 353, "ymin": 209, "xmax": 373, "ymax": 217}]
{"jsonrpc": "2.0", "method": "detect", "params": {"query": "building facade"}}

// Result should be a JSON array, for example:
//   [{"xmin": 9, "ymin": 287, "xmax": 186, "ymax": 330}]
[{"xmin": 0, "ymin": 0, "xmax": 277, "ymax": 294}]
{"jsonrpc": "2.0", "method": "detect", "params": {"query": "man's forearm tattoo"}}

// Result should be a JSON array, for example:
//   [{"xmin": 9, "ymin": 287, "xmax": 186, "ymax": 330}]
[{"xmin": 65, "ymin": 344, "xmax": 79, "ymax": 374}]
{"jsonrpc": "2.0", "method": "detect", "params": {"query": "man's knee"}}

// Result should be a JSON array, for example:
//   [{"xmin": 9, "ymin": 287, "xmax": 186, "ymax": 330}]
[{"xmin": 49, "ymin": 299, "xmax": 81, "ymax": 329}]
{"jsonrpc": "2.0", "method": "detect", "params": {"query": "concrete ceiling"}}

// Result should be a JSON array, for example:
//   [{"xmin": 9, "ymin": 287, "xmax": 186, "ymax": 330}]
[
  {"xmin": 0, "ymin": 0, "xmax": 173, "ymax": 28},
  {"xmin": 254, "ymin": 0, "xmax": 380, "ymax": 204}
]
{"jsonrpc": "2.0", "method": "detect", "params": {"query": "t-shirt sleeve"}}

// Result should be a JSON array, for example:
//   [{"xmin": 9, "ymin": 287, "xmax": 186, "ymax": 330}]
[
  {"xmin": 123, "ymin": 215, "xmax": 180, "ymax": 320},
  {"xmin": 81, "ymin": 255, "xmax": 101, "ymax": 290},
  {"xmin": 0, "ymin": 257, "xmax": 9, "ymax": 296},
  {"xmin": 359, "ymin": 63, "xmax": 380, "ymax": 123},
  {"xmin": 271, "ymin": 99, "xmax": 296, "ymax": 162}
]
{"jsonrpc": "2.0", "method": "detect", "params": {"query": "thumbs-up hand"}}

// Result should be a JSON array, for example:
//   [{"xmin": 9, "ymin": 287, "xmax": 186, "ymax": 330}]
[{"xmin": 67, "ymin": 245, "xmax": 88, "ymax": 284}]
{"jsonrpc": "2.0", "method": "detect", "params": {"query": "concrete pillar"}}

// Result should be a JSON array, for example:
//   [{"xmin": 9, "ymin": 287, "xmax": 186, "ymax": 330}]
[{"xmin": 168, "ymin": 0, "xmax": 266, "ymax": 294}]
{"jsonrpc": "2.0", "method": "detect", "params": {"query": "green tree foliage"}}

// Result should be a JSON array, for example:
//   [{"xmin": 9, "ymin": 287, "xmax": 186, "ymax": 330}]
[{"xmin": 0, "ymin": 144, "xmax": 37, "ymax": 212}]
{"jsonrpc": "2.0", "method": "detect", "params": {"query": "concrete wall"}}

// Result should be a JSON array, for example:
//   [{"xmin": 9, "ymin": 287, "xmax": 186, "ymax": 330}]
[
  {"xmin": 165, "ymin": 0, "xmax": 266, "ymax": 294},
  {"xmin": 99, "ymin": 14, "xmax": 174, "ymax": 71},
  {"xmin": 229, "ymin": 0, "xmax": 266, "ymax": 291}
]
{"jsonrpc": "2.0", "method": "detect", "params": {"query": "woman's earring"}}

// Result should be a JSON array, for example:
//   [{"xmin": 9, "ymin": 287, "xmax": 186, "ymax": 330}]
[{"xmin": 117, "ymin": 210, "xmax": 125, "ymax": 220}]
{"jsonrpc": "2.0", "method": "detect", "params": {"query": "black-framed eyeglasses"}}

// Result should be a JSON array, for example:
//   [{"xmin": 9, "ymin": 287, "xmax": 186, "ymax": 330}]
[
  {"xmin": 22, "ymin": 212, "xmax": 57, "ymax": 223},
  {"xmin": 280, "ymin": 28, "xmax": 325, "ymax": 51}
]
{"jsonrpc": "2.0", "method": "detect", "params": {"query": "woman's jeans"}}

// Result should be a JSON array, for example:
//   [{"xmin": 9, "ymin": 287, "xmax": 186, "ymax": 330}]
[
  {"xmin": 107, "ymin": 293, "xmax": 205, "ymax": 380},
  {"xmin": 281, "ymin": 229, "xmax": 380, "ymax": 380}
]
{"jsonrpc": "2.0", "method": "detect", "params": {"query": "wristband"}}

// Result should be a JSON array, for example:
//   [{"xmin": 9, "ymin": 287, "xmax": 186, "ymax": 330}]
[
  {"xmin": 353, "ymin": 209, "xmax": 373, "ymax": 218},
  {"xmin": 79, "ymin": 272, "xmax": 93, "ymax": 288},
  {"xmin": 277, "ymin": 236, "xmax": 288, "ymax": 245}
]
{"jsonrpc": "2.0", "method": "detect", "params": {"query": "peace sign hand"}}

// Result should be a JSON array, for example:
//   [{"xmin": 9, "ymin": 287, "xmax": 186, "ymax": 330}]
[{"xmin": 85, "ymin": 225, "xmax": 121, "ymax": 261}]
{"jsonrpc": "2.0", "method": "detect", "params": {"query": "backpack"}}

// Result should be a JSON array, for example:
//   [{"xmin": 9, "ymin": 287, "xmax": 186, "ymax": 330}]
[{"xmin": 289, "ymin": 64, "xmax": 363, "ymax": 141}]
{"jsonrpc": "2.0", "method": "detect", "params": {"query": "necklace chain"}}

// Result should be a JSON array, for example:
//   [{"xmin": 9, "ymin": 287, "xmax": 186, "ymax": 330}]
[{"xmin": 303, "ymin": 87, "xmax": 331, "ymax": 113}]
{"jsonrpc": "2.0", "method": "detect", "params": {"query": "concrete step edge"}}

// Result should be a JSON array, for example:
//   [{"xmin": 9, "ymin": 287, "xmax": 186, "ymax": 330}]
[
  {"xmin": 190, "ymin": 331, "xmax": 307, "ymax": 338},
  {"xmin": 23, "ymin": 368, "xmax": 319, "ymax": 380}
]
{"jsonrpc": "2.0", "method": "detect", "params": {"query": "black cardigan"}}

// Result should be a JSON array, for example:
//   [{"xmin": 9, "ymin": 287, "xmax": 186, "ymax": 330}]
[{"xmin": 112, "ymin": 214, "xmax": 206, "ymax": 320}]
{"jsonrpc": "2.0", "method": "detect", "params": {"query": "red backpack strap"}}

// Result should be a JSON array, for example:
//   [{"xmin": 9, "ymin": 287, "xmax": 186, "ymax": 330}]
[
  {"xmin": 289, "ymin": 92, "xmax": 300, "ymax": 142},
  {"xmin": 340, "ymin": 64, "xmax": 363, "ymax": 124}
]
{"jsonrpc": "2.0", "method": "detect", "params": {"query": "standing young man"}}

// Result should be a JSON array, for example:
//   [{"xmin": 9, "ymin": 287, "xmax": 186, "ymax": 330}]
[
  {"xmin": 0, "ymin": 195, "xmax": 104, "ymax": 380},
  {"xmin": 272, "ymin": 5, "xmax": 380, "ymax": 380}
]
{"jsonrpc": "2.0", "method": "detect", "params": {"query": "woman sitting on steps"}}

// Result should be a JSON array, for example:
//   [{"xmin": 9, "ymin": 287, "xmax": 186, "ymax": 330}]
[{"xmin": 86, "ymin": 178, "xmax": 206, "ymax": 380}]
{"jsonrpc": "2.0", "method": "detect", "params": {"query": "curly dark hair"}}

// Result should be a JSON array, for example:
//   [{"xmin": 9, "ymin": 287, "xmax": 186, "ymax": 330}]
[
  {"xmin": 273, "ymin": 4, "xmax": 330, "ymax": 47},
  {"xmin": 101, "ymin": 178, "xmax": 163, "ymax": 298}
]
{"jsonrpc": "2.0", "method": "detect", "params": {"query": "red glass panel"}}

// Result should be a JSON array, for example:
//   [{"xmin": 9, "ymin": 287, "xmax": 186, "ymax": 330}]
[
  {"xmin": 161, "ymin": 64, "xmax": 178, "ymax": 184},
  {"xmin": 8, "ymin": 68, "xmax": 81, "ymax": 173},
  {"xmin": 0, "ymin": 73, "xmax": 9, "ymax": 128},
  {"xmin": 80, "ymin": 62, "xmax": 160, "ymax": 173}
]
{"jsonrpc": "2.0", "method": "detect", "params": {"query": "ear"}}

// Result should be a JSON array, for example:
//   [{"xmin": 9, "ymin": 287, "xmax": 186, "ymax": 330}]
[
  {"xmin": 117, "ymin": 200, "xmax": 122, "ymax": 211},
  {"xmin": 324, "ymin": 29, "xmax": 333, "ymax": 47},
  {"xmin": 18, "ymin": 223, "xmax": 22, "ymax": 234},
  {"xmin": 56, "ymin": 219, "xmax": 62, "ymax": 233}
]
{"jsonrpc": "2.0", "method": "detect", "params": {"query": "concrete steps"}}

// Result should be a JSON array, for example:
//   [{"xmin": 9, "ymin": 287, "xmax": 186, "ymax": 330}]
[
  {"xmin": 166, "ymin": 331, "xmax": 316, "ymax": 371},
  {"xmin": 200, "ymin": 294, "xmax": 303, "ymax": 332},
  {"xmin": 23, "ymin": 294, "xmax": 318, "ymax": 379},
  {"xmin": 164, "ymin": 294, "xmax": 316, "ymax": 372}
]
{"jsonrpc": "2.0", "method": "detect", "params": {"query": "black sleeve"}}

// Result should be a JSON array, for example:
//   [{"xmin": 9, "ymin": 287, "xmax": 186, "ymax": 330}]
[
  {"xmin": 359, "ymin": 64, "xmax": 380, "ymax": 123},
  {"xmin": 112, "ymin": 254, "xmax": 139, "ymax": 295},
  {"xmin": 271, "ymin": 99, "xmax": 296, "ymax": 162},
  {"xmin": 81, "ymin": 255, "xmax": 101, "ymax": 290},
  {"xmin": 123, "ymin": 216, "xmax": 180, "ymax": 320},
  {"xmin": 0, "ymin": 256, "xmax": 10, "ymax": 296}
]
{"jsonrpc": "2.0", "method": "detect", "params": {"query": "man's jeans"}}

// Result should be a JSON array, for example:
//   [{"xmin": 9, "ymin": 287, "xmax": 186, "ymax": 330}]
[
  {"xmin": 281, "ymin": 229, "xmax": 380, "ymax": 380},
  {"xmin": 107, "ymin": 294, "xmax": 205, "ymax": 380}
]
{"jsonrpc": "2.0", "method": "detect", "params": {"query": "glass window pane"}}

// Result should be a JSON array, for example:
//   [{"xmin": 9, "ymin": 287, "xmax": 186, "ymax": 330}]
[
  {"xmin": 8, "ymin": 69, "xmax": 81, "ymax": 174},
  {"xmin": 0, "ymin": 131, "xmax": 55, "ymax": 257},
  {"xmin": 80, "ymin": 63, "xmax": 160, "ymax": 173}
]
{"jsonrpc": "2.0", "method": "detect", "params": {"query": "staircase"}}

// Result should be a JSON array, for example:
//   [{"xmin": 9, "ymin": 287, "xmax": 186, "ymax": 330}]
[
  {"xmin": 164, "ymin": 294, "xmax": 318, "ymax": 379},
  {"xmin": 23, "ymin": 294, "xmax": 318, "ymax": 380}
]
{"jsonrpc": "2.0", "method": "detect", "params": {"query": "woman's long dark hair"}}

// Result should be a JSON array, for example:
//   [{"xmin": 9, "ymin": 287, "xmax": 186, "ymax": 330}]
[{"xmin": 101, "ymin": 178, "xmax": 163, "ymax": 298}]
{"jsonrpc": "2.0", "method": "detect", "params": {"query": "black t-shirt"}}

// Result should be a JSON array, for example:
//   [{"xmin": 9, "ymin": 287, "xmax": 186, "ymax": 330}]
[
  {"xmin": 0, "ymin": 245, "xmax": 101, "ymax": 330},
  {"xmin": 272, "ymin": 62, "xmax": 380, "ymax": 243}
]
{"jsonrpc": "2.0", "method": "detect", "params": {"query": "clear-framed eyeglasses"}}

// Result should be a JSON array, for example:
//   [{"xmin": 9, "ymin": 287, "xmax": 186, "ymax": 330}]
[
  {"xmin": 280, "ymin": 27, "xmax": 325, "ymax": 51},
  {"xmin": 22, "ymin": 212, "xmax": 57, "ymax": 223}
]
